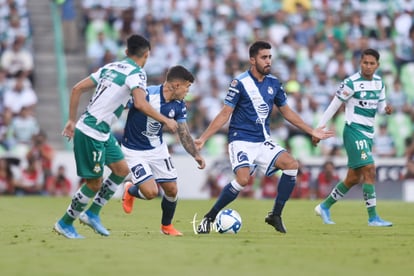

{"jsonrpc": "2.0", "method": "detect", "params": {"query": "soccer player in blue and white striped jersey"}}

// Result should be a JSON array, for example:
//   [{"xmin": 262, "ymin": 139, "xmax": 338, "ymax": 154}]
[
  {"xmin": 194, "ymin": 41, "xmax": 333, "ymax": 234},
  {"xmin": 121, "ymin": 65, "xmax": 205, "ymax": 236}
]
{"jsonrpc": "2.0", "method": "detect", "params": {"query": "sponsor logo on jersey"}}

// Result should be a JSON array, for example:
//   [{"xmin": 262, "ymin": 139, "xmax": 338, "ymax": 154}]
[
  {"xmin": 142, "ymin": 121, "xmax": 161, "ymax": 137},
  {"xmin": 358, "ymin": 100, "xmax": 377, "ymax": 108},
  {"xmin": 257, "ymin": 103, "xmax": 269, "ymax": 116},
  {"xmin": 103, "ymin": 71, "xmax": 117, "ymax": 82},
  {"xmin": 256, "ymin": 118, "xmax": 265, "ymax": 124}
]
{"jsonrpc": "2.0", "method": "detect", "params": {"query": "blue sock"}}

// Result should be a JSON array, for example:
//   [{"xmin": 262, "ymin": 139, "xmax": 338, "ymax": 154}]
[
  {"xmin": 128, "ymin": 184, "xmax": 140, "ymax": 197},
  {"xmin": 272, "ymin": 172, "xmax": 296, "ymax": 216},
  {"xmin": 205, "ymin": 182, "xmax": 241, "ymax": 220},
  {"xmin": 161, "ymin": 196, "xmax": 177, "ymax": 226}
]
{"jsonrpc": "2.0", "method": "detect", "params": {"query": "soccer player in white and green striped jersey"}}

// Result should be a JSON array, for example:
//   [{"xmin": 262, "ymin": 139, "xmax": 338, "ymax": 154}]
[
  {"xmin": 53, "ymin": 34, "xmax": 178, "ymax": 239},
  {"xmin": 313, "ymin": 48, "xmax": 393, "ymax": 227}
]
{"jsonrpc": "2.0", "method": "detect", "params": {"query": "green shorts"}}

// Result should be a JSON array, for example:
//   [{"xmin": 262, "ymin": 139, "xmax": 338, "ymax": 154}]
[
  {"xmin": 73, "ymin": 128, "xmax": 124, "ymax": 178},
  {"xmin": 343, "ymin": 125, "xmax": 374, "ymax": 169}
]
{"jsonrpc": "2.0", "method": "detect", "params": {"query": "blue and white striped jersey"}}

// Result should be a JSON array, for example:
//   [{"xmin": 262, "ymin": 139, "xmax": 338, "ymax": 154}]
[
  {"xmin": 122, "ymin": 85, "xmax": 187, "ymax": 150},
  {"xmin": 225, "ymin": 70, "xmax": 287, "ymax": 143}
]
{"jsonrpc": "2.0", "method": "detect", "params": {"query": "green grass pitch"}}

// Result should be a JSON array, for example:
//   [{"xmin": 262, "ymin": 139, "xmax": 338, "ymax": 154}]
[{"xmin": 0, "ymin": 197, "xmax": 413, "ymax": 276}]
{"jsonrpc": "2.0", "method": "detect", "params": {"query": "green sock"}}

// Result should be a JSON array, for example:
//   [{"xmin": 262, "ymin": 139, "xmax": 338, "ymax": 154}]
[
  {"xmin": 322, "ymin": 181, "xmax": 349, "ymax": 209},
  {"xmin": 62, "ymin": 184, "xmax": 96, "ymax": 224},
  {"xmin": 363, "ymin": 184, "xmax": 377, "ymax": 219},
  {"xmin": 88, "ymin": 173, "xmax": 125, "ymax": 215}
]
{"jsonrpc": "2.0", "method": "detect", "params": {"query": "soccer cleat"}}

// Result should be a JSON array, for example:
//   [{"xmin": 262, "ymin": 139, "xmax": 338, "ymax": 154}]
[
  {"xmin": 79, "ymin": 210, "xmax": 110, "ymax": 236},
  {"xmin": 265, "ymin": 212, "xmax": 287, "ymax": 233},
  {"xmin": 368, "ymin": 216, "xmax": 393, "ymax": 227},
  {"xmin": 314, "ymin": 204, "xmax": 335, "ymax": 224},
  {"xmin": 122, "ymin": 181, "xmax": 135, "ymax": 214},
  {"xmin": 196, "ymin": 217, "xmax": 213, "ymax": 234},
  {"xmin": 161, "ymin": 224, "xmax": 183, "ymax": 236},
  {"xmin": 53, "ymin": 220, "xmax": 84, "ymax": 239}
]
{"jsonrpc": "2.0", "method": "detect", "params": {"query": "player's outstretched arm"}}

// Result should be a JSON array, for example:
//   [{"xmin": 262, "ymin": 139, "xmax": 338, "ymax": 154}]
[
  {"xmin": 177, "ymin": 122, "xmax": 205, "ymax": 169},
  {"xmin": 278, "ymin": 105, "xmax": 334, "ymax": 140},
  {"xmin": 196, "ymin": 105, "xmax": 233, "ymax": 150}
]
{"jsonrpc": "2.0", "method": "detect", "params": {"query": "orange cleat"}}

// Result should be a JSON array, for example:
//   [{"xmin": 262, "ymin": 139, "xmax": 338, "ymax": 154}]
[
  {"xmin": 122, "ymin": 181, "xmax": 135, "ymax": 214},
  {"xmin": 161, "ymin": 224, "xmax": 183, "ymax": 236}
]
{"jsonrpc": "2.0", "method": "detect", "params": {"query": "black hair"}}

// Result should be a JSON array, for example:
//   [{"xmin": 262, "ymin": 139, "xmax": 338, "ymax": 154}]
[
  {"xmin": 127, "ymin": 34, "xmax": 151, "ymax": 57},
  {"xmin": 361, "ymin": 48, "xmax": 380, "ymax": 61},
  {"xmin": 249, "ymin": 41, "xmax": 272, "ymax": 58},
  {"xmin": 166, "ymin": 65, "xmax": 195, "ymax": 83}
]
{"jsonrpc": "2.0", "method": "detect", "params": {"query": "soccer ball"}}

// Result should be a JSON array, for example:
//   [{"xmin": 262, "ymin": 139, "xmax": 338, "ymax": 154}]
[{"xmin": 215, "ymin": 209, "xmax": 242, "ymax": 234}]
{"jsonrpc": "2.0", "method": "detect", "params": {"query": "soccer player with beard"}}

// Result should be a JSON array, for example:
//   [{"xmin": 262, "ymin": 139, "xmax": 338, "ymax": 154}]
[{"xmin": 194, "ymin": 41, "xmax": 334, "ymax": 234}]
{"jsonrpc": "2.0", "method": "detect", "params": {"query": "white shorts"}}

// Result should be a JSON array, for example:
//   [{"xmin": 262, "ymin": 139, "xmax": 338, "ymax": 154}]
[
  {"xmin": 121, "ymin": 144, "xmax": 177, "ymax": 185},
  {"xmin": 228, "ymin": 140, "xmax": 286, "ymax": 176}
]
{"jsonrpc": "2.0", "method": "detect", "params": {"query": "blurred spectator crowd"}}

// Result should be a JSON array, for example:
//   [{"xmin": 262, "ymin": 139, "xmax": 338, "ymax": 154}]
[
  {"xmin": 78, "ymin": 0, "xmax": 414, "ymax": 199},
  {"xmin": 0, "ymin": 0, "xmax": 72, "ymax": 196},
  {"xmin": 2, "ymin": 0, "xmax": 414, "ymax": 197},
  {"xmin": 78, "ymin": 0, "xmax": 414, "ymax": 159}
]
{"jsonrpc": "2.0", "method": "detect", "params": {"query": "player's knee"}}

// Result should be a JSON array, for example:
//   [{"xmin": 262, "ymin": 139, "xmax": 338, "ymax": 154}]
[
  {"xmin": 282, "ymin": 158, "xmax": 299, "ymax": 171},
  {"xmin": 118, "ymin": 167, "xmax": 131, "ymax": 178},
  {"xmin": 143, "ymin": 189, "xmax": 159, "ymax": 199},
  {"xmin": 275, "ymin": 152, "xmax": 298, "ymax": 170},
  {"xmin": 235, "ymin": 176, "xmax": 250, "ymax": 186},
  {"xmin": 85, "ymin": 178, "xmax": 102, "ymax": 192},
  {"xmin": 363, "ymin": 165, "xmax": 376, "ymax": 182},
  {"xmin": 164, "ymin": 187, "xmax": 178, "ymax": 197}
]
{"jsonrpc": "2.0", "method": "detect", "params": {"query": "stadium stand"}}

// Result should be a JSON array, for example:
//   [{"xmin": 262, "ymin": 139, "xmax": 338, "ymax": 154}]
[{"xmin": 1, "ymin": 0, "xmax": 414, "ymax": 197}]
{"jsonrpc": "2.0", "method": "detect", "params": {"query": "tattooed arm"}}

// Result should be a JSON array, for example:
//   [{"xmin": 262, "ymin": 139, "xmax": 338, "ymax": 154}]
[{"xmin": 177, "ymin": 122, "xmax": 206, "ymax": 169}]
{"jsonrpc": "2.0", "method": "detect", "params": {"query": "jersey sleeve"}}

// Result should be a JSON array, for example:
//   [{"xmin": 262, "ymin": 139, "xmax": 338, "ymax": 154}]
[
  {"xmin": 274, "ymin": 82, "xmax": 288, "ymax": 107},
  {"xmin": 336, "ymin": 78, "xmax": 355, "ymax": 101},
  {"xmin": 176, "ymin": 101, "xmax": 187, "ymax": 123},
  {"xmin": 126, "ymin": 69, "xmax": 147, "ymax": 92},
  {"xmin": 224, "ymin": 79, "xmax": 242, "ymax": 108},
  {"xmin": 89, "ymin": 67, "xmax": 102, "ymax": 84}
]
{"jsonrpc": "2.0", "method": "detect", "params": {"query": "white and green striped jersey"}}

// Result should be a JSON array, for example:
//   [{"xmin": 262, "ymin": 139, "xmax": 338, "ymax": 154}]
[
  {"xmin": 76, "ymin": 58, "xmax": 147, "ymax": 141},
  {"xmin": 336, "ymin": 71, "xmax": 386, "ymax": 139}
]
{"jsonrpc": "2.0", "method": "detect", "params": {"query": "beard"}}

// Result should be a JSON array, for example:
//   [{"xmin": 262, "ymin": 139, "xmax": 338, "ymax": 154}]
[{"xmin": 257, "ymin": 65, "xmax": 271, "ymax": 76}]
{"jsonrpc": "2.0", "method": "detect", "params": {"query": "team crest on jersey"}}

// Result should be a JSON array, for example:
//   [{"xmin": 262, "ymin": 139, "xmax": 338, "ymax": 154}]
[
  {"xmin": 237, "ymin": 151, "xmax": 248, "ymax": 163},
  {"xmin": 267, "ymin": 87, "xmax": 273, "ymax": 95},
  {"xmin": 132, "ymin": 164, "xmax": 146, "ymax": 179},
  {"xmin": 230, "ymin": 79, "xmax": 238, "ymax": 87},
  {"xmin": 168, "ymin": 109, "xmax": 175, "ymax": 118},
  {"xmin": 375, "ymin": 81, "xmax": 381, "ymax": 89},
  {"xmin": 361, "ymin": 151, "xmax": 368, "ymax": 160},
  {"xmin": 93, "ymin": 163, "xmax": 102, "ymax": 174}
]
